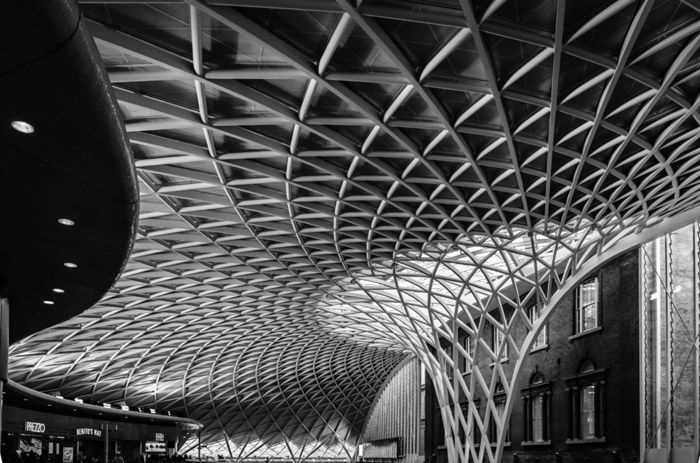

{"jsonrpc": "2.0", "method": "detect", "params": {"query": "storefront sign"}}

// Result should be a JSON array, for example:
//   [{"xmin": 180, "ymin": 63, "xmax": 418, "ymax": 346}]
[
  {"xmin": 145, "ymin": 441, "xmax": 165, "ymax": 453},
  {"xmin": 76, "ymin": 428, "xmax": 102, "ymax": 438},
  {"xmin": 24, "ymin": 422, "xmax": 46, "ymax": 433},
  {"xmin": 154, "ymin": 432, "xmax": 164, "ymax": 442},
  {"xmin": 62, "ymin": 448, "xmax": 73, "ymax": 463}
]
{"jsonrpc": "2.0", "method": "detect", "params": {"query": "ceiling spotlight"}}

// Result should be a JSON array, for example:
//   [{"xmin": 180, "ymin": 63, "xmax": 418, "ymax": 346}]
[
  {"xmin": 63, "ymin": 262, "xmax": 77, "ymax": 268},
  {"xmin": 58, "ymin": 218, "xmax": 75, "ymax": 226},
  {"xmin": 52, "ymin": 288, "xmax": 64, "ymax": 294},
  {"xmin": 43, "ymin": 300, "xmax": 54, "ymax": 305},
  {"xmin": 11, "ymin": 120, "xmax": 34, "ymax": 134}
]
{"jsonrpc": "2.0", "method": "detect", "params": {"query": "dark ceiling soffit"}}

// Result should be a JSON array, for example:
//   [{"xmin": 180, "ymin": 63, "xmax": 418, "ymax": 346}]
[{"xmin": 6, "ymin": 379, "xmax": 202, "ymax": 430}]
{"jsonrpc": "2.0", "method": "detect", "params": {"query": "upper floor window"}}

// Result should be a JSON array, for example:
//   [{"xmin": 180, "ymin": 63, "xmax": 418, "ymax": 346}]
[
  {"xmin": 575, "ymin": 277, "xmax": 599, "ymax": 334},
  {"xmin": 463, "ymin": 335, "xmax": 474, "ymax": 373},
  {"xmin": 492, "ymin": 326, "xmax": 508, "ymax": 362},
  {"xmin": 444, "ymin": 344, "xmax": 453, "ymax": 378},
  {"xmin": 528, "ymin": 304, "xmax": 548, "ymax": 349}
]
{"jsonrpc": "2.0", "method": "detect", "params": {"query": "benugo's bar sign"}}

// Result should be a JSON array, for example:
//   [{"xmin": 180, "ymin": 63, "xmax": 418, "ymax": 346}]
[
  {"xmin": 76, "ymin": 428, "xmax": 102, "ymax": 437},
  {"xmin": 25, "ymin": 422, "xmax": 46, "ymax": 433}
]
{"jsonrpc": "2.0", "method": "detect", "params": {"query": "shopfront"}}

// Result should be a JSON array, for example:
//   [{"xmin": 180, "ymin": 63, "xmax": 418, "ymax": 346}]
[
  {"xmin": 1, "ymin": 406, "xmax": 184, "ymax": 463},
  {"xmin": 2, "ymin": 414, "xmax": 70, "ymax": 463},
  {"xmin": 75, "ymin": 427, "xmax": 103, "ymax": 463}
]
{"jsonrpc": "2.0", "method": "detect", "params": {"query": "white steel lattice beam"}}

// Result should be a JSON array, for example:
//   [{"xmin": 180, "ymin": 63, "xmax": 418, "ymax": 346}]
[{"xmin": 9, "ymin": 2, "xmax": 700, "ymax": 463}]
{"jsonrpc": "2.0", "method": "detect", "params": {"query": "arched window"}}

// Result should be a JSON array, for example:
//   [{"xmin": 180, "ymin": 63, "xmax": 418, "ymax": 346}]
[
  {"xmin": 565, "ymin": 360, "xmax": 606, "ymax": 442},
  {"xmin": 489, "ymin": 383, "xmax": 510, "ymax": 445},
  {"xmin": 580, "ymin": 360, "xmax": 595, "ymax": 373},
  {"xmin": 522, "ymin": 372, "xmax": 551, "ymax": 444}
]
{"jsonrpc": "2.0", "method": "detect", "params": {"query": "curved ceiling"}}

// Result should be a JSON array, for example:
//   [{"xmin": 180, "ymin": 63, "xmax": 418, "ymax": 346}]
[{"xmin": 9, "ymin": 0, "xmax": 700, "ymax": 460}]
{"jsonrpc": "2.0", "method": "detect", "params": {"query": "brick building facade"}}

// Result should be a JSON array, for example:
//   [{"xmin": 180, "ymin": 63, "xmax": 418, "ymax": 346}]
[
  {"xmin": 425, "ymin": 251, "xmax": 641, "ymax": 463},
  {"xmin": 372, "ymin": 226, "xmax": 700, "ymax": 463}
]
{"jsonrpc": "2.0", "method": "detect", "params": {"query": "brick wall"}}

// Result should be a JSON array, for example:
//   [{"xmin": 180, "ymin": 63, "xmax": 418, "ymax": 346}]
[{"xmin": 424, "ymin": 250, "xmax": 640, "ymax": 463}]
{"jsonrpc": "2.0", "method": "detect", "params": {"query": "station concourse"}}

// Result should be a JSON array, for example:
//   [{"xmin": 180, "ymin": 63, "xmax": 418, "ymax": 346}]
[{"xmin": 2, "ymin": 1, "xmax": 700, "ymax": 463}]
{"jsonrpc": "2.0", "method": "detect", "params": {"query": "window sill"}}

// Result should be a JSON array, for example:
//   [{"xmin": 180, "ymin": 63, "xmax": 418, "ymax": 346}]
[
  {"xmin": 565, "ymin": 437, "xmax": 606, "ymax": 445},
  {"xmin": 521, "ymin": 440, "xmax": 551, "ymax": 447},
  {"xmin": 489, "ymin": 359, "xmax": 509, "ymax": 368},
  {"xmin": 568, "ymin": 326, "xmax": 602, "ymax": 341},
  {"xmin": 531, "ymin": 344, "xmax": 549, "ymax": 353}
]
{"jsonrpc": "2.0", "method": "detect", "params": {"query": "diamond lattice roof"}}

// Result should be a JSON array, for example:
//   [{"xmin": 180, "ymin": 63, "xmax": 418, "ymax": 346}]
[{"xmin": 10, "ymin": 0, "xmax": 700, "ymax": 459}]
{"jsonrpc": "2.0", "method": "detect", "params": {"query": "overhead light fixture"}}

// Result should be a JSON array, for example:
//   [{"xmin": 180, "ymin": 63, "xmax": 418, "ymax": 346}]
[
  {"xmin": 43, "ymin": 300, "xmax": 54, "ymax": 305},
  {"xmin": 149, "ymin": 408, "xmax": 156, "ymax": 414},
  {"xmin": 74, "ymin": 398, "xmax": 83, "ymax": 403},
  {"xmin": 11, "ymin": 120, "xmax": 34, "ymax": 134},
  {"xmin": 58, "ymin": 218, "xmax": 75, "ymax": 226},
  {"xmin": 52, "ymin": 288, "xmax": 64, "ymax": 294},
  {"xmin": 63, "ymin": 262, "xmax": 77, "ymax": 268}
]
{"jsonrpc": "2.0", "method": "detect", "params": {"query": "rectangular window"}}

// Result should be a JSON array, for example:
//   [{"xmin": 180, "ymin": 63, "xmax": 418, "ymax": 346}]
[
  {"xmin": 566, "ymin": 364, "xmax": 605, "ymax": 442},
  {"xmin": 490, "ymin": 400, "xmax": 510, "ymax": 443},
  {"xmin": 445, "ymin": 344, "xmax": 453, "ymax": 378},
  {"xmin": 493, "ymin": 327, "xmax": 508, "ymax": 361},
  {"xmin": 532, "ymin": 395, "xmax": 544, "ymax": 442},
  {"xmin": 529, "ymin": 304, "xmax": 548, "ymax": 349},
  {"xmin": 464, "ymin": 335, "xmax": 473, "ymax": 372},
  {"xmin": 580, "ymin": 385, "xmax": 596, "ymax": 439},
  {"xmin": 576, "ymin": 278, "xmax": 599, "ymax": 333}
]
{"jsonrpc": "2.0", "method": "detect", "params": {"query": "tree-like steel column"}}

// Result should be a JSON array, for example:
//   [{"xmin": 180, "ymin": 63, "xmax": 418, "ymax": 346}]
[{"xmin": 347, "ymin": 205, "xmax": 700, "ymax": 463}]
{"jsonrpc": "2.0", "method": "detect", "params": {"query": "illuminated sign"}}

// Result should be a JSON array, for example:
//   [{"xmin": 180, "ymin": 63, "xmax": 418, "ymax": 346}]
[
  {"xmin": 145, "ymin": 442, "xmax": 165, "ymax": 453},
  {"xmin": 76, "ymin": 428, "xmax": 102, "ymax": 438},
  {"xmin": 25, "ymin": 422, "xmax": 46, "ymax": 433},
  {"xmin": 155, "ymin": 433, "xmax": 164, "ymax": 442}
]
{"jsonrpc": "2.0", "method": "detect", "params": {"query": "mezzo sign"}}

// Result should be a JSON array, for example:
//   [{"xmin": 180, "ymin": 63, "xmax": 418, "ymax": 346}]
[{"xmin": 25, "ymin": 422, "xmax": 46, "ymax": 433}]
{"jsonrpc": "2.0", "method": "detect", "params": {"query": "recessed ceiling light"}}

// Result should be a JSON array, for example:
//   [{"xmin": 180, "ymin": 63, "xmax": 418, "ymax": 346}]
[
  {"xmin": 11, "ymin": 120, "xmax": 34, "ymax": 134},
  {"xmin": 63, "ymin": 262, "xmax": 77, "ymax": 268},
  {"xmin": 58, "ymin": 218, "xmax": 75, "ymax": 226},
  {"xmin": 43, "ymin": 300, "xmax": 54, "ymax": 305},
  {"xmin": 52, "ymin": 288, "xmax": 64, "ymax": 294}
]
